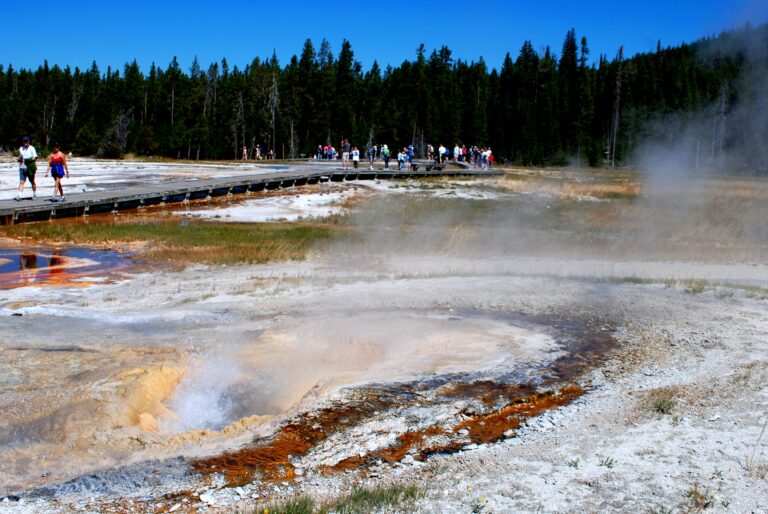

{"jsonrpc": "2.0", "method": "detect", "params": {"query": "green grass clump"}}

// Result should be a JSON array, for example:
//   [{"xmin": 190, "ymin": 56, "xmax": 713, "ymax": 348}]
[
  {"xmin": 654, "ymin": 398, "xmax": 676, "ymax": 415},
  {"xmin": 598, "ymin": 456, "xmax": 615, "ymax": 468},
  {"xmin": 328, "ymin": 484, "xmax": 423, "ymax": 513},
  {"xmin": 645, "ymin": 387, "xmax": 680, "ymax": 416},
  {"xmin": 254, "ymin": 484, "xmax": 423, "ymax": 514}
]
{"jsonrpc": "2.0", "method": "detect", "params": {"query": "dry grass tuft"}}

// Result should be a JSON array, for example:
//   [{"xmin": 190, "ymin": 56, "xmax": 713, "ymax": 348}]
[{"xmin": 640, "ymin": 386, "xmax": 685, "ymax": 417}]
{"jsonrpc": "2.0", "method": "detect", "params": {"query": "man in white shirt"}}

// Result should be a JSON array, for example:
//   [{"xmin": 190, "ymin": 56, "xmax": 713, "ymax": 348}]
[{"xmin": 17, "ymin": 136, "xmax": 38, "ymax": 200}]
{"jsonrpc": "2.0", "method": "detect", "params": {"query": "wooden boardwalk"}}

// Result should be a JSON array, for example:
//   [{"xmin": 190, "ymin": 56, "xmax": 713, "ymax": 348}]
[{"xmin": 0, "ymin": 167, "xmax": 502, "ymax": 225}]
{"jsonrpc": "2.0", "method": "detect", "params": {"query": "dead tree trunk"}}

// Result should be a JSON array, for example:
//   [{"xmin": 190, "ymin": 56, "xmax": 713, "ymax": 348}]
[{"xmin": 610, "ymin": 46, "xmax": 623, "ymax": 168}]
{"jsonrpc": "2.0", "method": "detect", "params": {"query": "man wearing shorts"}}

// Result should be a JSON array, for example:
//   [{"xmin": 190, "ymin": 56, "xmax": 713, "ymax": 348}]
[
  {"xmin": 17, "ymin": 136, "xmax": 38, "ymax": 200},
  {"xmin": 341, "ymin": 139, "xmax": 351, "ymax": 170}
]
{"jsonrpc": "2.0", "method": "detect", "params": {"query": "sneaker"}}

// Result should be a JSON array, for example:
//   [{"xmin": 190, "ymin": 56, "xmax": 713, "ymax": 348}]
[
  {"xmin": 50, "ymin": 198, "xmax": 58, "ymax": 203},
  {"xmin": 32, "ymin": 192, "xmax": 37, "ymax": 199},
  {"xmin": 60, "ymin": 197, "xmax": 65, "ymax": 202},
  {"xmin": 14, "ymin": 195, "xmax": 20, "ymax": 201}
]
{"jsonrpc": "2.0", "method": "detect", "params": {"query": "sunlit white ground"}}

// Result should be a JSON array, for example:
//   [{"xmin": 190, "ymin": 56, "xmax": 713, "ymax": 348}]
[
  {"xmin": 176, "ymin": 191, "xmax": 351, "ymax": 222},
  {"xmin": 0, "ymin": 157, "xmax": 294, "ymax": 200}
]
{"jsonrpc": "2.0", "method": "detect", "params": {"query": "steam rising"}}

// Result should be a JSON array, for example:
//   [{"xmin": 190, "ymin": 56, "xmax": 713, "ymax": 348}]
[
  {"xmin": 634, "ymin": 25, "xmax": 768, "ymax": 174},
  {"xmin": 165, "ymin": 312, "xmax": 557, "ymax": 431}
]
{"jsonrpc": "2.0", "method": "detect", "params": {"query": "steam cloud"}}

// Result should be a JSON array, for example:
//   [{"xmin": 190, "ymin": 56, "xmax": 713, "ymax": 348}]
[{"xmin": 633, "ymin": 24, "xmax": 768, "ymax": 175}]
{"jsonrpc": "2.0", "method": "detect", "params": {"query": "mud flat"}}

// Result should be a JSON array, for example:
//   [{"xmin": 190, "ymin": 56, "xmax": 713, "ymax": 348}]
[{"xmin": 1, "ymin": 164, "xmax": 768, "ymax": 512}]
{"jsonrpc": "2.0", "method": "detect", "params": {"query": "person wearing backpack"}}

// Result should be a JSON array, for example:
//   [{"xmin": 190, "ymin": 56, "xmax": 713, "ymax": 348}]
[
  {"xmin": 16, "ymin": 136, "xmax": 38, "ymax": 200},
  {"xmin": 381, "ymin": 144, "xmax": 390, "ymax": 169},
  {"xmin": 367, "ymin": 145, "xmax": 377, "ymax": 169}
]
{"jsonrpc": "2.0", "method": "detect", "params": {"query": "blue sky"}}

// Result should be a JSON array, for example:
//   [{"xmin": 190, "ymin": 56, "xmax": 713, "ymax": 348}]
[{"xmin": 2, "ymin": 0, "xmax": 766, "ymax": 73}]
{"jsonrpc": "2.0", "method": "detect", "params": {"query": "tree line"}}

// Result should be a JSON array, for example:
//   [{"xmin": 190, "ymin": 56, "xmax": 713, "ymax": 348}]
[{"xmin": 0, "ymin": 23, "xmax": 765, "ymax": 170}]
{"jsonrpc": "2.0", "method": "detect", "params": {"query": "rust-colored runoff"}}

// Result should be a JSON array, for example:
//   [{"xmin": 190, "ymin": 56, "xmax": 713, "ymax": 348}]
[
  {"xmin": 192, "ymin": 382, "xmax": 585, "ymax": 486},
  {"xmin": 452, "ymin": 385, "xmax": 584, "ymax": 445},
  {"xmin": 327, "ymin": 385, "xmax": 585, "ymax": 473},
  {"xmin": 191, "ymin": 394, "xmax": 393, "ymax": 486}
]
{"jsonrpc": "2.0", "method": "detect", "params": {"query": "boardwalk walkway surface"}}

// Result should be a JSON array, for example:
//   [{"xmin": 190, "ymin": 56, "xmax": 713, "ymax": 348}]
[{"xmin": 0, "ymin": 166, "xmax": 502, "ymax": 225}]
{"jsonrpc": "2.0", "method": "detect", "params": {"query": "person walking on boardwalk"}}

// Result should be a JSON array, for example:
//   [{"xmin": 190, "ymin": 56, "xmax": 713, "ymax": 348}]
[
  {"xmin": 16, "ymin": 136, "xmax": 38, "ymax": 200},
  {"xmin": 367, "ymin": 144, "xmax": 377, "ymax": 170},
  {"xmin": 381, "ymin": 144, "xmax": 390, "ymax": 169},
  {"xmin": 341, "ymin": 139, "xmax": 351, "ymax": 170},
  {"xmin": 46, "ymin": 143, "xmax": 70, "ymax": 202}
]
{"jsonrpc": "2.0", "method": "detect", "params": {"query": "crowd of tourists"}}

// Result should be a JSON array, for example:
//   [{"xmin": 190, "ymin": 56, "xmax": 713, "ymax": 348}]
[
  {"xmin": 241, "ymin": 144, "xmax": 275, "ymax": 160},
  {"xmin": 314, "ymin": 141, "xmax": 495, "ymax": 171}
]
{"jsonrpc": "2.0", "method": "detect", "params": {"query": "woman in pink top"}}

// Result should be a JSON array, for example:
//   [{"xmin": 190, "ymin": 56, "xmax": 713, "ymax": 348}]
[{"xmin": 47, "ymin": 143, "xmax": 70, "ymax": 202}]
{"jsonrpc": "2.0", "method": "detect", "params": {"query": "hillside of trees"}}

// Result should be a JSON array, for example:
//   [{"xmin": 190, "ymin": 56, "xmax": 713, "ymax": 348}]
[{"xmin": 0, "ymin": 23, "xmax": 765, "ymax": 170}]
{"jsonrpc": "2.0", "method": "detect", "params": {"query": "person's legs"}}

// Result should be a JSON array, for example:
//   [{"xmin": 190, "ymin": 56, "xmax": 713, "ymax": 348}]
[
  {"xmin": 54, "ymin": 176, "xmax": 64, "ymax": 198},
  {"xmin": 17, "ymin": 167, "xmax": 26, "ymax": 199}
]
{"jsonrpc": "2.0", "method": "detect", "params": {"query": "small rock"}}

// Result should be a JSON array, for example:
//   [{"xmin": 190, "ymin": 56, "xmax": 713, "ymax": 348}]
[
  {"xmin": 295, "ymin": 477, "xmax": 305, "ymax": 483},
  {"xmin": 295, "ymin": 468, "xmax": 304, "ymax": 476},
  {"xmin": 169, "ymin": 503, "xmax": 182, "ymax": 512},
  {"xmin": 251, "ymin": 493, "xmax": 260, "ymax": 499},
  {"xmin": 503, "ymin": 429, "xmax": 515, "ymax": 438},
  {"xmin": 401, "ymin": 455, "xmax": 415, "ymax": 465},
  {"xmin": 457, "ymin": 429, "xmax": 470, "ymax": 437},
  {"xmin": 235, "ymin": 487, "xmax": 246, "ymax": 497},
  {"xmin": 462, "ymin": 443, "xmax": 479, "ymax": 451},
  {"xmin": 199, "ymin": 492, "xmax": 216, "ymax": 505}
]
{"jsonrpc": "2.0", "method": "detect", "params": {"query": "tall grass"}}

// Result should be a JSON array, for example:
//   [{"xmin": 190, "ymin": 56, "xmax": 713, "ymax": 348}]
[{"xmin": 1, "ymin": 220, "xmax": 338, "ymax": 267}]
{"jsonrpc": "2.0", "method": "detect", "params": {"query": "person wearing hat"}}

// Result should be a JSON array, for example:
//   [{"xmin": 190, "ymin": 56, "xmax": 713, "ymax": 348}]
[
  {"xmin": 47, "ymin": 143, "xmax": 70, "ymax": 202},
  {"xmin": 17, "ymin": 136, "xmax": 38, "ymax": 200}
]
